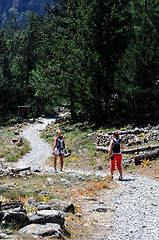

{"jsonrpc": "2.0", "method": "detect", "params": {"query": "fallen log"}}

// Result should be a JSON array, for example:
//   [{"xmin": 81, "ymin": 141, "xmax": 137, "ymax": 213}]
[
  {"xmin": 11, "ymin": 167, "xmax": 31, "ymax": 174},
  {"xmin": 107, "ymin": 129, "xmax": 146, "ymax": 135},
  {"xmin": 95, "ymin": 146, "xmax": 109, "ymax": 152},
  {"xmin": 122, "ymin": 145, "xmax": 159, "ymax": 154},
  {"xmin": 134, "ymin": 149, "xmax": 159, "ymax": 165},
  {"xmin": 96, "ymin": 145, "xmax": 159, "ymax": 154},
  {"xmin": 64, "ymin": 153, "xmax": 71, "ymax": 157}
]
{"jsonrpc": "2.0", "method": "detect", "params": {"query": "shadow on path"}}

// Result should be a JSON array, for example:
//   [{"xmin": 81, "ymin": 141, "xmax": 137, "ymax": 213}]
[{"xmin": 122, "ymin": 178, "xmax": 135, "ymax": 182}]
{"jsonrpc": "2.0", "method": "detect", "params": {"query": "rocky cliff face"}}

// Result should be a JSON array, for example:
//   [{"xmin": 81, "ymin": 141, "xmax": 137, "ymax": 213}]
[{"xmin": 0, "ymin": 0, "xmax": 53, "ymax": 26}]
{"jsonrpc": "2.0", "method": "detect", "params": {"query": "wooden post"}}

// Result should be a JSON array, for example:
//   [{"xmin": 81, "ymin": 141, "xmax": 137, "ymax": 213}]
[{"xmin": 18, "ymin": 106, "xmax": 30, "ymax": 121}]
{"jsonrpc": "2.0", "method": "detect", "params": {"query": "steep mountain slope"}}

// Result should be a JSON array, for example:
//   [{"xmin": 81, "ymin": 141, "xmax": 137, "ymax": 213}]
[{"xmin": 0, "ymin": 0, "xmax": 53, "ymax": 26}]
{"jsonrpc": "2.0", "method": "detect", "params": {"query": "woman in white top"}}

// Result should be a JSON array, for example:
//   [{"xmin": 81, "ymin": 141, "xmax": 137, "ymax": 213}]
[{"xmin": 53, "ymin": 129, "xmax": 65, "ymax": 172}]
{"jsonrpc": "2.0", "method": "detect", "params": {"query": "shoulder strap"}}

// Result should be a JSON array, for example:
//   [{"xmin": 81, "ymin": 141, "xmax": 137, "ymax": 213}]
[{"xmin": 113, "ymin": 139, "xmax": 120, "ymax": 143}]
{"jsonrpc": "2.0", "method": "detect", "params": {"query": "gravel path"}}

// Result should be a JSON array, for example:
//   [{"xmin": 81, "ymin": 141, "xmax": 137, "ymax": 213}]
[
  {"xmin": 109, "ymin": 174, "xmax": 159, "ymax": 240},
  {"xmin": 12, "ymin": 118, "xmax": 55, "ymax": 170},
  {"xmin": 12, "ymin": 119, "xmax": 159, "ymax": 240}
]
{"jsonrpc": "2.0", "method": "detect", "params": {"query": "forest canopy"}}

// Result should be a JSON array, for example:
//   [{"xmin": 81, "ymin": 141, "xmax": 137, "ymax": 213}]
[{"xmin": 0, "ymin": 0, "xmax": 159, "ymax": 126}]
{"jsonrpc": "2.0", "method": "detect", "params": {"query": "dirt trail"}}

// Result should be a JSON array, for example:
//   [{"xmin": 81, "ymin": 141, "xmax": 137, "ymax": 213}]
[{"xmin": 11, "ymin": 118, "xmax": 55, "ymax": 170}]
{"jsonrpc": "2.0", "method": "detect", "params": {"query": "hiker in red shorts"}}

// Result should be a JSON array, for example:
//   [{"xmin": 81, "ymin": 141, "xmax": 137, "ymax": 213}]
[{"xmin": 108, "ymin": 131, "xmax": 124, "ymax": 180}]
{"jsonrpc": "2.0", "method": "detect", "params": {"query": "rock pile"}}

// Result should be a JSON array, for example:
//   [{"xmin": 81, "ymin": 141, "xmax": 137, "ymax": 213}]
[
  {"xmin": 96, "ymin": 125, "xmax": 159, "ymax": 148},
  {"xmin": 0, "ymin": 199, "xmax": 75, "ymax": 239}
]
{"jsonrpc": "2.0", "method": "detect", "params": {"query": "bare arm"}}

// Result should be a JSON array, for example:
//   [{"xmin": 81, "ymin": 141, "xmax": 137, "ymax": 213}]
[
  {"xmin": 120, "ymin": 140, "xmax": 124, "ymax": 152},
  {"xmin": 108, "ymin": 140, "xmax": 113, "ymax": 160},
  {"xmin": 53, "ymin": 137, "xmax": 57, "ymax": 152}
]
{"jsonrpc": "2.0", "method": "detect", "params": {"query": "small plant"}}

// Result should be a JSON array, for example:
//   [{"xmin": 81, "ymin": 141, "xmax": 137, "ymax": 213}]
[
  {"xmin": 141, "ymin": 158, "xmax": 150, "ymax": 166},
  {"xmin": 0, "ymin": 195, "xmax": 8, "ymax": 204},
  {"xmin": 140, "ymin": 133, "xmax": 145, "ymax": 139},
  {"xmin": 69, "ymin": 155, "xmax": 79, "ymax": 161},
  {"xmin": 42, "ymin": 195, "xmax": 50, "ymax": 203}
]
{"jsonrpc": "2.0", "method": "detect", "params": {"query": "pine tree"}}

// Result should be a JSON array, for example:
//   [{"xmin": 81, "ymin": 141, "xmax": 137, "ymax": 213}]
[{"xmin": 114, "ymin": 0, "xmax": 159, "ymax": 123}]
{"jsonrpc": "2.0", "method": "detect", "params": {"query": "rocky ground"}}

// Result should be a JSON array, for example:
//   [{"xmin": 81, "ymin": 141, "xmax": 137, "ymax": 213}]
[{"xmin": 1, "ymin": 117, "xmax": 159, "ymax": 239}]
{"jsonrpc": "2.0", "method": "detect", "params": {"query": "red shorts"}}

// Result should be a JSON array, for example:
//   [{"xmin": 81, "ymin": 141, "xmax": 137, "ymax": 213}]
[{"xmin": 110, "ymin": 154, "xmax": 122, "ymax": 171}]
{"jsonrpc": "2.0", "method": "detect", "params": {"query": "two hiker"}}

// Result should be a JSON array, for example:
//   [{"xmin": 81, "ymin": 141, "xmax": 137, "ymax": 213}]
[
  {"xmin": 108, "ymin": 131, "xmax": 123, "ymax": 180},
  {"xmin": 53, "ymin": 129, "xmax": 123, "ymax": 179},
  {"xmin": 53, "ymin": 129, "xmax": 65, "ymax": 172}
]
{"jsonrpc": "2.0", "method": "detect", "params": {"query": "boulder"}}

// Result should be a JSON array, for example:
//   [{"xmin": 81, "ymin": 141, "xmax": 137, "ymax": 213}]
[
  {"xmin": 2, "ymin": 212, "xmax": 29, "ymax": 228},
  {"xmin": 0, "ymin": 200, "xmax": 29, "ymax": 228},
  {"xmin": 12, "ymin": 137, "xmax": 23, "ymax": 146},
  {"xmin": 28, "ymin": 214, "xmax": 45, "ymax": 224},
  {"xmin": 19, "ymin": 223, "xmax": 62, "ymax": 238},
  {"xmin": 47, "ymin": 199, "xmax": 75, "ymax": 213},
  {"xmin": 36, "ymin": 210, "xmax": 65, "ymax": 227},
  {"xmin": 0, "ymin": 200, "xmax": 25, "ymax": 212}
]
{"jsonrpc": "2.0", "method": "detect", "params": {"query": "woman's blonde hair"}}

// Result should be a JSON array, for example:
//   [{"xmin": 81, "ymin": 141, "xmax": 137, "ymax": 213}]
[{"xmin": 56, "ymin": 129, "xmax": 61, "ymax": 135}]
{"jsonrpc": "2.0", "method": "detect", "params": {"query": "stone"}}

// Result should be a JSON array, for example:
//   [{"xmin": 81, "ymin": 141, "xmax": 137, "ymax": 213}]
[
  {"xmin": 59, "ymin": 178, "xmax": 72, "ymax": 187},
  {"xmin": 75, "ymin": 213, "xmax": 83, "ymax": 218},
  {"xmin": 12, "ymin": 137, "xmax": 19, "ymax": 143},
  {"xmin": 0, "ymin": 200, "xmax": 24, "ymax": 211},
  {"xmin": 19, "ymin": 223, "xmax": 62, "ymax": 238},
  {"xmin": 36, "ymin": 210, "xmax": 65, "ymax": 227},
  {"xmin": 2, "ymin": 212, "xmax": 29, "ymax": 228},
  {"xmin": 37, "ymin": 204, "xmax": 51, "ymax": 211},
  {"xmin": 14, "ymin": 130, "xmax": 19, "ymax": 135},
  {"xmin": 28, "ymin": 214, "xmax": 45, "ymax": 224},
  {"xmin": 46, "ymin": 178, "xmax": 54, "ymax": 185},
  {"xmin": 97, "ymin": 165, "xmax": 103, "ymax": 170},
  {"xmin": 0, "ymin": 232, "xmax": 18, "ymax": 239},
  {"xmin": 15, "ymin": 137, "xmax": 23, "ymax": 146},
  {"xmin": 47, "ymin": 199, "xmax": 75, "ymax": 213},
  {"xmin": 93, "ymin": 205, "xmax": 108, "ymax": 212},
  {"xmin": 29, "ymin": 119, "xmax": 35, "ymax": 123},
  {"xmin": 41, "ymin": 115, "xmax": 46, "ymax": 118}
]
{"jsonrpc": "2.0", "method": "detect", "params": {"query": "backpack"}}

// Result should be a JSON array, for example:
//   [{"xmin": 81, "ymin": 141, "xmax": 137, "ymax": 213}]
[
  {"xmin": 56, "ymin": 136, "xmax": 65, "ymax": 150},
  {"xmin": 113, "ymin": 139, "xmax": 121, "ymax": 153}
]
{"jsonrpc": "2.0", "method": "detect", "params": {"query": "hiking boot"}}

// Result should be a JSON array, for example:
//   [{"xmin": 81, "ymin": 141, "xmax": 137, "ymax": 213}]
[
  {"xmin": 111, "ymin": 176, "xmax": 113, "ymax": 180},
  {"xmin": 118, "ymin": 176, "xmax": 123, "ymax": 181}
]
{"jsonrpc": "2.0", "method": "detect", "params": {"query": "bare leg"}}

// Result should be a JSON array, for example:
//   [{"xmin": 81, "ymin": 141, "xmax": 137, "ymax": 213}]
[
  {"xmin": 118, "ymin": 168, "xmax": 122, "ymax": 177},
  {"xmin": 54, "ymin": 154, "xmax": 58, "ymax": 170},
  {"xmin": 60, "ymin": 154, "xmax": 64, "ymax": 171},
  {"xmin": 111, "ymin": 170, "xmax": 114, "ymax": 178}
]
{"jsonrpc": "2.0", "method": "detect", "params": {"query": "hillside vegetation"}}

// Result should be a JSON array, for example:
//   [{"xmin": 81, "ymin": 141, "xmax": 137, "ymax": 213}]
[{"xmin": 0, "ymin": 0, "xmax": 159, "ymax": 126}]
